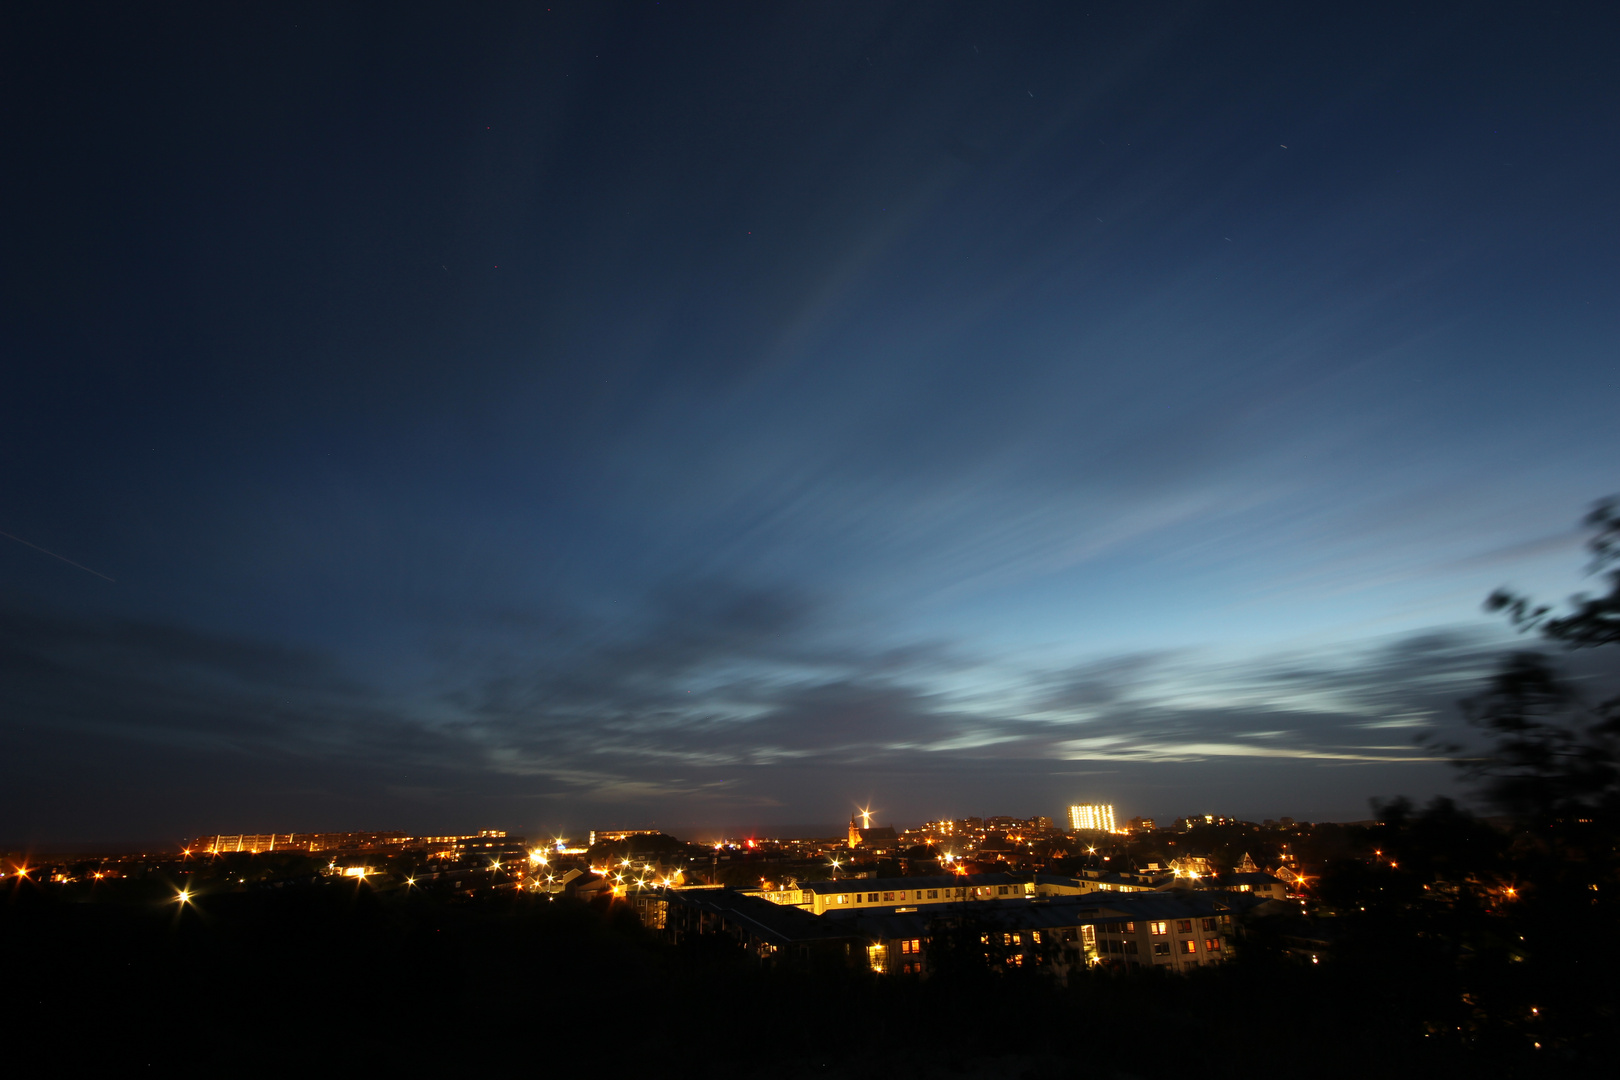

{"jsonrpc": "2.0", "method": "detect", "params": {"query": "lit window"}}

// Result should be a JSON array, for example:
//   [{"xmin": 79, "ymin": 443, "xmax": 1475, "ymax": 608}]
[
  {"xmin": 1180, "ymin": 939, "xmax": 1197, "ymax": 954},
  {"xmin": 1150, "ymin": 921, "xmax": 1168, "ymax": 935},
  {"xmin": 1205, "ymin": 938, "xmax": 1221, "ymax": 952},
  {"xmin": 883, "ymin": 892, "xmax": 895, "ymax": 902}
]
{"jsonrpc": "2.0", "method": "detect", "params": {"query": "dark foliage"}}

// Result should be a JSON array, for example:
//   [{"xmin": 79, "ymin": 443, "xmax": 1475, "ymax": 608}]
[
  {"xmin": 1488, "ymin": 497, "xmax": 1620, "ymax": 650},
  {"xmin": 1298, "ymin": 498, "xmax": 1620, "ymax": 1074}
]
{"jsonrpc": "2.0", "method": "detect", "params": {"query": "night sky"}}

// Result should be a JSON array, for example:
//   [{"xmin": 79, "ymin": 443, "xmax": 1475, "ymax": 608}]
[{"xmin": 4, "ymin": 2, "xmax": 1617, "ymax": 844}]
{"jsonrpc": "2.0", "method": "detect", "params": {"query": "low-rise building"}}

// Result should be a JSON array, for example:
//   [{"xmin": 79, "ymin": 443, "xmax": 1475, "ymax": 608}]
[
  {"xmin": 1221, "ymin": 871, "xmax": 1289, "ymax": 899},
  {"xmin": 761, "ymin": 873, "xmax": 1031, "ymax": 914},
  {"xmin": 1033, "ymin": 870, "xmax": 1163, "ymax": 896}
]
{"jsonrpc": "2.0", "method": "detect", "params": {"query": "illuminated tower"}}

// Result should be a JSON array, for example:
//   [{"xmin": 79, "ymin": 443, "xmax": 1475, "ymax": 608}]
[{"xmin": 848, "ymin": 807, "xmax": 873, "ymax": 848}]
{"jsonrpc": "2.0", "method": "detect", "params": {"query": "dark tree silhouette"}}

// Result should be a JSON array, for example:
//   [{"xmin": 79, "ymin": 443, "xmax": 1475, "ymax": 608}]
[
  {"xmin": 1460, "ymin": 497, "xmax": 1620, "ymax": 826},
  {"xmin": 1486, "ymin": 496, "xmax": 1620, "ymax": 649}
]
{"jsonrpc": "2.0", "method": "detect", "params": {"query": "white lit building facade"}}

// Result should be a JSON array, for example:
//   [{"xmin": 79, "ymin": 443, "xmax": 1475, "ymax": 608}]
[{"xmin": 1069, "ymin": 804, "xmax": 1117, "ymax": 832}]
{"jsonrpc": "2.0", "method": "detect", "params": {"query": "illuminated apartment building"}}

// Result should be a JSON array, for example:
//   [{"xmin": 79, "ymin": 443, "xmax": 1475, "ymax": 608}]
[{"xmin": 1069, "ymin": 804, "xmax": 1117, "ymax": 832}]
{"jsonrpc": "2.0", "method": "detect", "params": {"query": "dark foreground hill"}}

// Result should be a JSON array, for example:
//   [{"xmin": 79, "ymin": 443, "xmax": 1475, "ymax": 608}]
[{"xmin": 1, "ymin": 877, "xmax": 1598, "ymax": 1079}]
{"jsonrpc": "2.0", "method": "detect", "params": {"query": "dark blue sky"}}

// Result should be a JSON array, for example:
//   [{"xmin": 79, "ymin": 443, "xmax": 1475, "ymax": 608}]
[{"xmin": 4, "ymin": 1, "xmax": 1617, "ymax": 843}]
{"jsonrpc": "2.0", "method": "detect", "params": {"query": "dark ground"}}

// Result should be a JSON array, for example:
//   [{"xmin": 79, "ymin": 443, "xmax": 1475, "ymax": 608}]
[{"xmin": 1, "ymin": 875, "xmax": 1599, "ymax": 1079}]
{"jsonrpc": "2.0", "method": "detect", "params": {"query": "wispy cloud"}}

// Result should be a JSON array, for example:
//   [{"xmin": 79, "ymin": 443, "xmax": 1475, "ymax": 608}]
[{"xmin": 0, "ymin": 579, "xmax": 1535, "ymax": 836}]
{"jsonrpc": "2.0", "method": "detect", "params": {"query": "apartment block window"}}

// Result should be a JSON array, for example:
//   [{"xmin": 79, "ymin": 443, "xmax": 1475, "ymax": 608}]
[
  {"xmin": 901, "ymin": 938, "xmax": 922, "ymax": 954},
  {"xmin": 1180, "ymin": 939, "xmax": 1197, "ymax": 954},
  {"xmin": 867, "ymin": 893, "xmax": 879, "ymax": 903},
  {"xmin": 1202, "ymin": 918, "xmax": 1218, "ymax": 931},
  {"xmin": 1031, "ymin": 931, "xmax": 1042, "ymax": 945},
  {"xmin": 1122, "ymin": 921, "xmax": 1135, "ymax": 933},
  {"xmin": 998, "ymin": 886, "xmax": 1009, "ymax": 895},
  {"xmin": 1124, "ymin": 940, "xmax": 1139, "ymax": 955},
  {"xmin": 883, "ymin": 892, "xmax": 895, "ymax": 902},
  {"xmin": 927, "ymin": 890, "xmax": 938, "ymax": 898},
  {"xmin": 1152, "ymin": 942, "xmax": 1170, "ymax": 956},
  {"xmin": 1176, "ymin": 920, "xmax": 1193, "ymax": 934},
  {"xmin": 1150, "ymin": 921, "xmax": 1169, "ymax": 935},
  {"xmin": 1205, "ymin": 938, "xmax": 1221, "ymax": 952}
]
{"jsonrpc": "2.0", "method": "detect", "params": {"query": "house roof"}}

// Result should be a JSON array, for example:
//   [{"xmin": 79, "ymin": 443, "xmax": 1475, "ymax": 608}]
[
  {"xmin": 1220, "ymin": 872, "xmax": 1286, "ymax": 887},
  {"xmin": 802, "ymin": 872, "xmax": 1021, "ymax": 896},
  {"xmin": 662, "ymin": 887, "xmax": 857, "ymax": 946},
  {"xmin": 825, "ymin": 891, "xmax": 1260, "ymax": 939},
  {"xmin": 656, "ymin": 884, "xmax": 1265, "ymax": 945}
]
